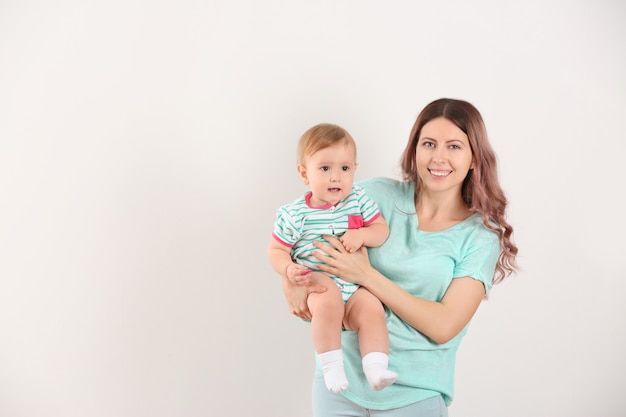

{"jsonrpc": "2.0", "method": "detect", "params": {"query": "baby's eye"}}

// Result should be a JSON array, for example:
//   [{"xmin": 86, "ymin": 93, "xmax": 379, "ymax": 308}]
[
  {"xmin": 341, "ymin": 165, "xmax": 351, "ymax": 172},
  {"xmin": 320, "ymin": 166, "xmax": 330, "ymax": 172}
]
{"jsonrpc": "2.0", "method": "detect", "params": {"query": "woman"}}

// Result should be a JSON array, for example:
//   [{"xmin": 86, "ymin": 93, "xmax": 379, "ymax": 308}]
[{"xmin": 282, "ymin": 98, "xmax": 518, "ymax": 416}]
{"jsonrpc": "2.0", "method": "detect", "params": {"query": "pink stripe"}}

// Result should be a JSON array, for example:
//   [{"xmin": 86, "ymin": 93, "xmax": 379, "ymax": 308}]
[
  {"xmin": 272, "ymin": 233, "xmax": 294, "ymax": 248},
  {"xmin": 362, "ymin": 211, "xmax": 381, "ymax": 226}
]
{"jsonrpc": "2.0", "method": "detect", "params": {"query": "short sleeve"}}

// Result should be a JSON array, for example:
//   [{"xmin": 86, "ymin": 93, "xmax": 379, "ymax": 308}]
[
  {"xmin": 272, "ymin": 208, "xmax": 300, "ymax": 247},
  {"xmin": 453, "ymin": 232, "xmax": 500, "ymax": 293},
  {"xmin": 353, "ymin": 185, "xmax": 382, "ymax": 225}
]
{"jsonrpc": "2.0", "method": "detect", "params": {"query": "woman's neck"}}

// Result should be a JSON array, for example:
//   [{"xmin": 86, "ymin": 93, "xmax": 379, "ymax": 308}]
[{"xmin": 414, "ymin": 191, "xmax": 472, "ymax": 232}]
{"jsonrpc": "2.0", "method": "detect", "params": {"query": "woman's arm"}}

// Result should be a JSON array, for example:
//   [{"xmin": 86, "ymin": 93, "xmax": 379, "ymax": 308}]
[
  {"xmin": 279, "ymin": 275, "xmax": 329, "ymax": 320},
  {"xmin": 312, "ymin": 236, "xmax": 485, "ymax": 344},
  {"xmin": 356, "ymin": 269, "xmax": 483, "ymax": 344},
  {"xmin": 281, "ymin": 275, "xmax": 311, "ymax": 320}
]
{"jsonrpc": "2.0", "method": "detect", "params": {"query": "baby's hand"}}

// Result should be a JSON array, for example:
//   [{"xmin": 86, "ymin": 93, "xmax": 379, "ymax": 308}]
[
  {"xmin": 339, "ymin": 229, "xmax": 364, "ymax": 253},
  {"xmin": 286, "ymin": 263, "xmax": 312, "ymax": 286}
]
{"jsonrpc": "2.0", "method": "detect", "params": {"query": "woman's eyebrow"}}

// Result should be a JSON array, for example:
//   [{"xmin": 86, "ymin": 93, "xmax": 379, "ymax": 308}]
[{"xmin": 420, "ymin": 136, "xmax": 465, "ymax": 143}]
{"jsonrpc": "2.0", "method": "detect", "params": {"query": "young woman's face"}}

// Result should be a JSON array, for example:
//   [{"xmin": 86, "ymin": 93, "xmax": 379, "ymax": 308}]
[
  {"xmin": 415, "ymin": 117, "xmax": 474, "ymax": 195},
  {"xmin": 297, "ymin": 142, "xmax": 357, "ymax": 207}
]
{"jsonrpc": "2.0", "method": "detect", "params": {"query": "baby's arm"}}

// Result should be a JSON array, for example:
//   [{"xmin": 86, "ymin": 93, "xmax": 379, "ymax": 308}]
[
  {"xmin": 339, "ymin": 216, "xmax": 389, "ymax": 253},
  {"xmin": 267, "ymin": 238, "xmax": 312, "ymax": 285}
]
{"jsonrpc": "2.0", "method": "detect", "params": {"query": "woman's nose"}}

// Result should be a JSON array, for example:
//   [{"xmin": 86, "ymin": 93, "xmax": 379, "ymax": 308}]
[{"xmin": 433, "ymin": 148, "xmax": 446, "ymax": 163}]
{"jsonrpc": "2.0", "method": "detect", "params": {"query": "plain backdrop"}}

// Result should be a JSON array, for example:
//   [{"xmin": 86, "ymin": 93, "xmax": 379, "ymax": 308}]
[{"xmin": 1, "ymin": 1, "xmax": 624, "ymax": 416}]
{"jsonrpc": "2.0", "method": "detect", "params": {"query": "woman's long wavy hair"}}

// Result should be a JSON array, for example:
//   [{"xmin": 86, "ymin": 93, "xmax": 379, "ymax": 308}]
[{"xmin": 400, "ymin": 98, "xmax": 518, "ymax": 283}]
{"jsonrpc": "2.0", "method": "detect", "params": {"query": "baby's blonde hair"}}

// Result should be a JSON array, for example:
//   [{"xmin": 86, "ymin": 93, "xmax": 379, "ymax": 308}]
[{"xmin": 297, "ymin": 123, "xmax": 357, "ymax": 164}]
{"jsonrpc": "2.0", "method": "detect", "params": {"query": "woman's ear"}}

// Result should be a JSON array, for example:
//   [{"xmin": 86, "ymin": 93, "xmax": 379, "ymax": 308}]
[{"xmin": 297, "ymin": 164, "xmax": 309, "ymax": 185}]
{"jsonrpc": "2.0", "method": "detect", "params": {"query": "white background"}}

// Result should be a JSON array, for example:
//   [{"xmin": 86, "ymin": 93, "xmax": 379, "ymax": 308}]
[{"xmin": 1, "ymin": 1, "xmax": 624, "ymax": 416}]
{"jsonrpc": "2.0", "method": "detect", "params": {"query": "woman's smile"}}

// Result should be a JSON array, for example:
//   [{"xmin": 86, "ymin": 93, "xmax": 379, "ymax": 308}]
[{"xmin": 428, "ymin": 169, "xmax": 452, "ymax": 178}]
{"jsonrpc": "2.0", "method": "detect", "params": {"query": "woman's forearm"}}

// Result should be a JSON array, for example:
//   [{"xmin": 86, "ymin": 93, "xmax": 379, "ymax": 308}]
[
  {"xmin": 311, "ymin": 236, "xmax": 486, "ymax": 344},
  {"xmin": 361, "ymin": 267, "xmax": 485, "ymax": 344}
]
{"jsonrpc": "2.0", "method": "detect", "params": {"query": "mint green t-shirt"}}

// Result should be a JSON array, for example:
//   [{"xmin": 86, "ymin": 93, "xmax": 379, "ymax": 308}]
[{"xmin": 338, "ymin": 177, "xmax": 500, "ymax": 409}]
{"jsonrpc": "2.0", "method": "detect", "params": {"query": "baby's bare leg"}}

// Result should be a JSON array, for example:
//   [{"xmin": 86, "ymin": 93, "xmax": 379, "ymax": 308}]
[
  {"xmin": 307, "ymin": 271, "xmax": 349, "ymax": 393},
  {"xmin": 307, "ymin": 272, "xmax": 344, "ymax": 353},
  {"xmin": 344, "ymin": 287, "xmax": 397, "ymax": 391},
  {"xmin": 344, "ymin": 287, "xmax": 388, "ymax": 355}
]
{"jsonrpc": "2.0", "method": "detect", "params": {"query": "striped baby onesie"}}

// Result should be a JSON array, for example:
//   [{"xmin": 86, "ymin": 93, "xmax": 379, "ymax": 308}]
[{"xmin": 272, "ymin": 185, "xmax": 382, "ymax": 301}]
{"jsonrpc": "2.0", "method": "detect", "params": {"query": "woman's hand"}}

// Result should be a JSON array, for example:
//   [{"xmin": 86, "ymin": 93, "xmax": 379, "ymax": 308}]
[
  {"xmin": 281, "ymin": 275, "xmax": 327, "ymax": 321},
  {"xmin": 312, "ymin": 234, "xmax": 374, "ymax": 286}
]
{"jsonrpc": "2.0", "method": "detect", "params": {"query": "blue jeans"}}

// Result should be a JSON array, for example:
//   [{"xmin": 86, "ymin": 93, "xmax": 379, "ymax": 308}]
[{"xmin": 312, "ymin": 370, "xmax": 449, "ymax": 417}]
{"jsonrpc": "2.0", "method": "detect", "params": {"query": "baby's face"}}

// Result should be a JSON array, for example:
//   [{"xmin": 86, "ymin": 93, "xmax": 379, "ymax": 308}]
[{"xmin": 299, "ymin": 142, "xmax": 357, "ymax": 207}]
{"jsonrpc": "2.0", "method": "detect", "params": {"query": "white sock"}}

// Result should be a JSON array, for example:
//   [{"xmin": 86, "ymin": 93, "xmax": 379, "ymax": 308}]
[
  {"xmin": 318, "ymin": 349, "xmax": 349, "ymax": 393},
  {"xmin": 362, "ymin": 352, "xmax": 397, "ymax": 391}
]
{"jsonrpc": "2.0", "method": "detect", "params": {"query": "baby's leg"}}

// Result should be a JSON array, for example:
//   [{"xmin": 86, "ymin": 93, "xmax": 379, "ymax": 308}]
[
  {"xmin": 307, "ymin": 271, "xmax": 348, "ymax": 393},
  {"xmin": 344, "ymin": 287, "xmax": 397, "ymax": 391},
  {"xmin": 307, "ymin": 272, "xmax": 344, "ymax": 353}
]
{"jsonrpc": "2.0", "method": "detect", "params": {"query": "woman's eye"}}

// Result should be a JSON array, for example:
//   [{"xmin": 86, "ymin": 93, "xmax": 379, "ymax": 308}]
[
  {"xmin": 450, "ymin": 144, "xmax": 460, "ymax": 150},
  {"xmin": 422, "ymin": 141, "xmax": 434, "ymax": 148}
]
